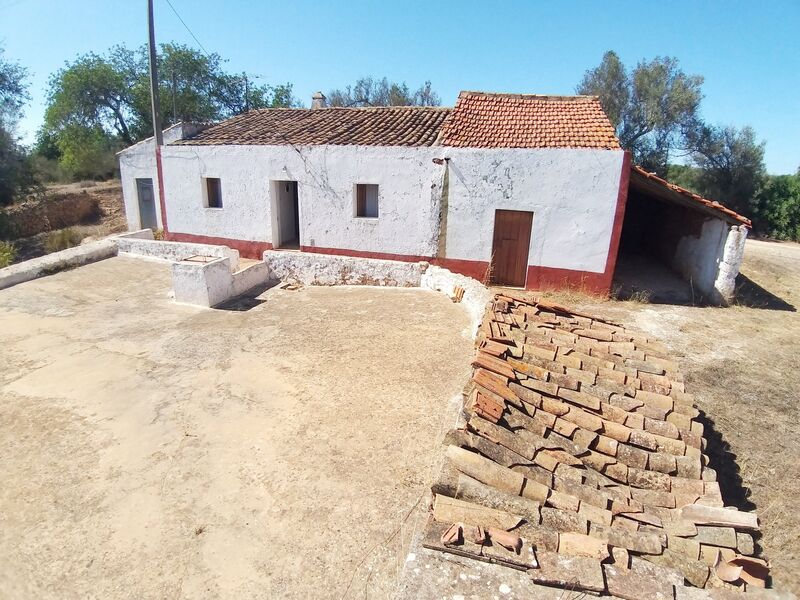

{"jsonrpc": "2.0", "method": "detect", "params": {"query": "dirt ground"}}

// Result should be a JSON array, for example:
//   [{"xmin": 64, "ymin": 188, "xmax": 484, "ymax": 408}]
[
  {"xmin": 12, "ymin": 180, "xmax": 126, "ymax": 263},
  {"xmin": 0, "ymin": 257, "xmax": 474, "ymax": 599},
  {"xmin": 570, "ymin": 239, "xmax": 800, "ymax": 593}
]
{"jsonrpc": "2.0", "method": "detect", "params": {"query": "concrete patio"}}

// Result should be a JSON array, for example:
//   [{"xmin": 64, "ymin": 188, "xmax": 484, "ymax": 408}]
[{"xmin": 0, "ymin": 256, "xmax": 474, "ymax": 599}]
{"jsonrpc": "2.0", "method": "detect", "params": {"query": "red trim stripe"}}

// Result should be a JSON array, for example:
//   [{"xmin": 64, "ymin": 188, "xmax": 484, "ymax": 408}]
[
  {"xmin": 600, "ymin": 150, "xmax": 632, "ymax": 290},
  {"xmin": 155, "ymin": 146, "xmax": 169, "ymax": 233},
  {"xmin": 168, "ymin": 232, "xmax": 272, "ymax": 259}
]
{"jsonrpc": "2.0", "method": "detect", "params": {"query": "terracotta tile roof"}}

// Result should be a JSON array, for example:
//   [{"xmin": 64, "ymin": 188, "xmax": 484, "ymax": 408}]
[
  {"xmin": 631, "ymin": 166, "xmax": 752, "ymax": 227},
  {"xmin": 424, "ymin": 293, "xmax": 774, "ymax": 595},
  {"xmin": 437, "ymin": 91, "xmax": 621, "ymax": 149},
  {"xmin": 172, "ymin": 106, "xmax": 451, "ymax": 147}
]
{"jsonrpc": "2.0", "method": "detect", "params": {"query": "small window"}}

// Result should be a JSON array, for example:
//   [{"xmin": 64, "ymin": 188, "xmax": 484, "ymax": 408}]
[
  {"xmin": 203, "ymin": 177, "xmax": 223, "ymax": 208},
  {"xmin": 355, "ymin": 184, "xmax": 379, "ymax": 218}
]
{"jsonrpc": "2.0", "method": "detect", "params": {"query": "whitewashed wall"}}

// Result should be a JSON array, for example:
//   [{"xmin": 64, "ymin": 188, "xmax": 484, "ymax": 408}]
[
  {"xmin": 117, "ymin": 124, "xmax": 198, "ymax": 231},
  {"xmin": 118, "ymin": 137, "xmax": 160, "ymax": 231},
  {"xmin": 444, "ymin": 148, "xmax": 625, "ymax": 274},
  {"xmin": 159, "ymin": 144, "xmax": 442, "ymax": 255},
  {"xmin": 121, "ymin": 141, "xmax": 626, "ymax": 274}
]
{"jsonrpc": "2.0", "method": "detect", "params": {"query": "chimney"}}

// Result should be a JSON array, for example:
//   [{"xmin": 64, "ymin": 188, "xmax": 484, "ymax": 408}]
[{"xmin": 311, "ymin": 92, "xmax": 326, "ymax": 109}]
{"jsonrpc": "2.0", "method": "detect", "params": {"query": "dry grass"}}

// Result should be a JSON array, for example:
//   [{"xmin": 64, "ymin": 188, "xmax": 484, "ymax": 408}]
[
  {"xmin": 44, "ymin": 228, "xmax": 83, "ymax": 253},
  {"xmin": 493, "ymin": 277, "xmax": 615, "ymax": 308},
  {"xmin": 0, "ymin": 241, "xmax": 17, "ymax": 268},
  {"xmin": 574, "ymin": 239, "xmax": 800, "ymax": 593}
]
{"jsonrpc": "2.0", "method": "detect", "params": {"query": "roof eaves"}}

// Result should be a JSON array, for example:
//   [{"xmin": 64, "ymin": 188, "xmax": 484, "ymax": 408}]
[{"xmin": 630, "ymin": 165, "xmax": 751, "ymax": 227}]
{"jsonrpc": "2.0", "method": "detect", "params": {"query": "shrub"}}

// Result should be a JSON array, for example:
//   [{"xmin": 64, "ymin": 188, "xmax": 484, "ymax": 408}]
[
  {"xmin": 0, "ymin": 241, "xmax": 17, "ymax": 267},
  {"xmin": 45, "ymin": 228, "xmax": 83, "ymax": 253}
]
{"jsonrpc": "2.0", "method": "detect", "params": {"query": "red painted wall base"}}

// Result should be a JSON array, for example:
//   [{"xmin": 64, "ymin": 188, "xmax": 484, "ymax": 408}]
[
  {"xmin": 165, "ymin": 234, "xmax": 616, "ymax": 294},
  {"xmin": 167, "ymin": 232, "xmax": 272, "ymax": 259}
]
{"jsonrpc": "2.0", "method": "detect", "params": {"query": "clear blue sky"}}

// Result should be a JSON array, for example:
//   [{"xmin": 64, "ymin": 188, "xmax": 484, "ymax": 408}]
[{"xmin": 2, "ymin": 0, "xmax": 798, "ymax": 173}]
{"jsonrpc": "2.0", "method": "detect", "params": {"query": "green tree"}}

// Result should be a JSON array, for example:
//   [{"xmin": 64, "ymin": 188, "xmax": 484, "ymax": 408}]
[
  {"xmin": 688, "ymin": 125, "xmax": 766, "ymax": 216},
  {"xmin": 0, "ymin": 46, "xmax": 29, "ymax": 126},
  {"xmin": 753, "ymin": 173, "xmax": 800, "ymax": 240},
  {"xmin": 327, "ymin": 77, "xmax": 441, "ymax": 107},
  {"xmin": 44, "ymin": 47, "xmax": 138, "ymax": 145},
  {"xmin": 55, "ymin": 124, "xmax": 118, "ymax": 180},
  {"xmin": 665, "ymin": 163, "xmax": 701, "ymax": 192},
  {"xmin": 577, "ymin": 51, "xmax": 704, "ymax": 175},
  {"xmin": 0, "ymin": 45, "xmax": 34, "ymax": 205},
  {"xmin": 41, "ymin": 43, "xmax": 299, "ymax": 178}
]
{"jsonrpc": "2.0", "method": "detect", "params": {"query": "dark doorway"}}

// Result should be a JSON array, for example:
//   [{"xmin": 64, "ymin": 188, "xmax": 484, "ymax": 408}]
[
  {"xmin": 490, "ymin": 209, "xmax": 533, "ymax": 287},
  {"xmin": 272, "ymin": 180, "xmax": 300, "ymax": 249},
  {"xmin": 136, "ymin": 178, "xmax": 158, "ymax": 230}
]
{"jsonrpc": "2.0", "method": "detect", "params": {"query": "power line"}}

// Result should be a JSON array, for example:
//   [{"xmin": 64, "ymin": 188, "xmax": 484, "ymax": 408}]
[{"xmin": 163, "ymin": 0, "xmax": 210, "ymax": 56}]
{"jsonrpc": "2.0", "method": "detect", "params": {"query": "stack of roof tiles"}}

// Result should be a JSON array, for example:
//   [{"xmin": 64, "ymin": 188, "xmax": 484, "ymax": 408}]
[{"xmin": 424, "ymin": 292, "xmax": 779, "ymax": 598}]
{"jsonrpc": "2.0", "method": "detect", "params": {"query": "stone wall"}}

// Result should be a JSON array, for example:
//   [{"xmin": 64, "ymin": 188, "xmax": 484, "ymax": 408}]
[{"xmin": 264, "ymin": 250, "xmax": 426, "ymax": 287}]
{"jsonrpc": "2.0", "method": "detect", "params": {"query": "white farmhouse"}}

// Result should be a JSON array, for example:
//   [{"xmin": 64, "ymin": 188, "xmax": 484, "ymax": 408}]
[{"xmin": 118, "ymin": 91, "xmax": 750, "ymax": 303}]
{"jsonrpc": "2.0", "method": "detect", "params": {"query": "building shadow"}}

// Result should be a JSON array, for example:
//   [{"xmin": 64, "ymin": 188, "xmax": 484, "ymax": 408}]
[
  {"xmin": 213, "ymin": 280, "xmax": 280, "ymax": 312},
  {"xmin": 734, "ymin": 273, "xmax": 796, "ymax": 312},
  {"xmin": 612, "ymin": 253, "xmax": 701, "ymax": 306},
  {"xmin": 612, "ymin": 253, "xmax": 796, "ymax": 311},
  {"xmin": 697, "ymin": 410, "xmax": 765, "ymax": 560}
]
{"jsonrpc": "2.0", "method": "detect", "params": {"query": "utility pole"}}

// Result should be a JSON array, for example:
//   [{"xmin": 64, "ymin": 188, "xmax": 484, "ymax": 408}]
[
  {"xmin": 147, "ymin": 0, "xmax": 163, "ymax": 146},
  {"xmin": 244, "ymin": 72, "xmax": 249, "ymax": 112},
  {"xmin": 147, "ymin": 0, "xmax": 168, "ymax": 232},
  {"xmin": 171, "ymin": 70, "xmax": 178, "ymax": 122}
]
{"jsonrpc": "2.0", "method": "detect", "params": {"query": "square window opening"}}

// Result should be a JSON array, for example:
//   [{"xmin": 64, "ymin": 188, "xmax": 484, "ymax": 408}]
[
  {"xmin": 355, "ymin": 184, "xmax": 379, "ymax": 218},
  {"xmin": 203, "ymin": 177, "xmax": 223, "ymax": 209}
]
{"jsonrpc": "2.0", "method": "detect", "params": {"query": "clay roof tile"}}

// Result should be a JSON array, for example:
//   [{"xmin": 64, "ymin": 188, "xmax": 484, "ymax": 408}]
[{"xmin": 174, "ymin": 106, "xmax": 452, "ymax": 148}]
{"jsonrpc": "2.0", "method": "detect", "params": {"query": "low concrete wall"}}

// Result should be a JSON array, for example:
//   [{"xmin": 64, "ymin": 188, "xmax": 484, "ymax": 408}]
[
  {"xmin": 231, "ymin": 262, "xmax": 272, "ymax": 297},
  {"xmin": 0, "ymin": 239, "xmax": 118, "ymax": 291},
  {"xmin": 421, "ymin": 265, "xmax": 493, "ymax": 335},
  {"xmin": 263, "ymin": 250, "xmax": 425, "ymax": 287},
  {"xmin": 172, "ymin": 257, "xmax": 233, "ymax": 307},
  {"xmin": 117, "ymin": 230, "xmax": 240, "ymax": 271},
  {"xmin": 172, "ymin": 257, "xmax": 273, "ymax": 307}
]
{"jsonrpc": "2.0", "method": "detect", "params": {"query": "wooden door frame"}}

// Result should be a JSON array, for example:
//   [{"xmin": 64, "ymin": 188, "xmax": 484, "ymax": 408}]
[{"xmin": 490, "ymin": 209, "xmax": 534, "ymax": 288}]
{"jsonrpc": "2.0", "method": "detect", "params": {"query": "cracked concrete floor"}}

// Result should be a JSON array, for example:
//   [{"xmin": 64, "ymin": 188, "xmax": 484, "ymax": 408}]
[{"xmin": 0, "ymin": 256, "xmax": 474, "ymax": 599}]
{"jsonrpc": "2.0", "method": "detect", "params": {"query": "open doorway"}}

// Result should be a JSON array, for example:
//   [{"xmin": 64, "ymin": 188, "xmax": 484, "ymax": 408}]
[
  {"xmin": 136, "ymin": 178, "xmax": 158, "ymax": 230},
  {"xmin": 270, "ymin": 180, "xmax": 300, "ymax": 249}
]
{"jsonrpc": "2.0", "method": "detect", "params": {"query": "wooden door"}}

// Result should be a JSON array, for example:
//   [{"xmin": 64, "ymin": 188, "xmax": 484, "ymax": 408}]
[{"xmin": 490, "ymin": 210, "xmax": 533, "ymax": 287}]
